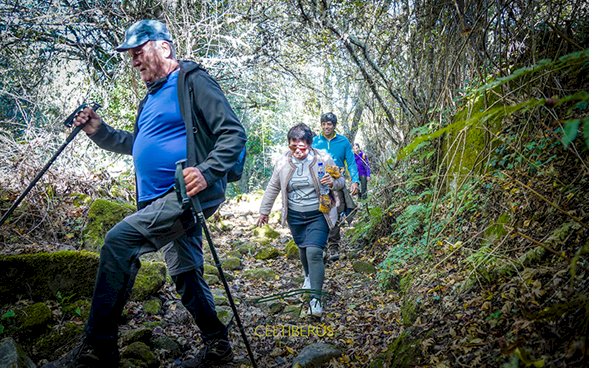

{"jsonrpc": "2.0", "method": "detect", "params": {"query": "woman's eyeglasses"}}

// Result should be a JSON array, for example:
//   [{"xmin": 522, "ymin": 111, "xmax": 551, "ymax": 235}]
[{"xmin": 289, "ymin": 143, "xmax": 309, "ymax": 152}]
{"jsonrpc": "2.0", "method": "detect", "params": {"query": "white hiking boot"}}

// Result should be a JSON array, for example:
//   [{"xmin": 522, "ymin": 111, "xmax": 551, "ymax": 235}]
[{"xmin": 309, "ymin": 298, "xmax": 323, "ymax": 317}]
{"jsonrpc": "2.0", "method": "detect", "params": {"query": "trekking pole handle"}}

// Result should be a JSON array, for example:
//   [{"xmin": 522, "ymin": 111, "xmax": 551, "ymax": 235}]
[
  {"xmin": 175, "ymin": 160, "xmax": 203, "ymax": 213},
  {"xmin": 63, "ymin": 102, "xmax": 101, "ymax": 128}
]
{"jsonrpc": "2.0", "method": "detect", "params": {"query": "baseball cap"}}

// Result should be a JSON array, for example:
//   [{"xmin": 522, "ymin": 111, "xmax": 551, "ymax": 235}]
[
  {"xmin": 115, "ymin": 19, "xmax": 173, "ymax": 52},
  {"xmin": 320, "ymin": 112, "xmax": 337, "ymax": 125}
]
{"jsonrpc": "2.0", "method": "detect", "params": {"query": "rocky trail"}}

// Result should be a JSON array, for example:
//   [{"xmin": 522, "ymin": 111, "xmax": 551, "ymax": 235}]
[{"xmin": 0, "ymin": 193, "xmax": 397, "ymax": 368}]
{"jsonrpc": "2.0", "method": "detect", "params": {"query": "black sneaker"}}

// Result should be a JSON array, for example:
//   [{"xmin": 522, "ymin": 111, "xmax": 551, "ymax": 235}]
[
  {"xmin": 44, "ymin": 337, "xmax": 119, "ymax": 368},
  {"xmin": 181, "ymin": 338, "xmax": 233, "ymax": 367}
]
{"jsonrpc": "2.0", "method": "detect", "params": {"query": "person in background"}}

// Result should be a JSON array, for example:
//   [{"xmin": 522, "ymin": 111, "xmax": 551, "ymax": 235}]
[
  {"xmin": 312, "ymin": 112, "xmax": 359, "ymax": 262},
  {"xmin": 257, "ymin": 123, "xmax": 344, "ymax": 317},
  {"xmin": 51, "ymin": 19, "xmax": 245, "ymax": 367},
  {"xmin": 353, "ymin": 143, "xmax": 371, "ymax": 200}
]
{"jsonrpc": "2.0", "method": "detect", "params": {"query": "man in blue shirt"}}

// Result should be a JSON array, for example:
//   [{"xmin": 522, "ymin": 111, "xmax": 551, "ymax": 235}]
[
  {"xmin": 312, "ymin": 112, "xmax": 359, "ymax": 262},
  {"xmin": 53, "ymin": 20, "xmax": 245, "ymax": 367}
]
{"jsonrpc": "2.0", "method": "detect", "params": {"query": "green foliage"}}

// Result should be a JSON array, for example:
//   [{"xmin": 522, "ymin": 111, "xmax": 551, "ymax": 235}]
[{"xmin": 0, "ymin": 309, "xmax": 16, "ymax": 335}]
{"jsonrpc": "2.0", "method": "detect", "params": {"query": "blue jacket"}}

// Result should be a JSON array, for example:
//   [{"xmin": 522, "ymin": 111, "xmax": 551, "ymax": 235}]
[{"xmin": 313, "ymin": 133, "xmax": 360, "ymax": 184}]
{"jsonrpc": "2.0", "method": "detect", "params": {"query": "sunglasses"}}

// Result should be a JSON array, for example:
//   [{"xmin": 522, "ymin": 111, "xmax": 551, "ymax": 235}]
[{"xmin": 288, "ymin": 143, "xmax": 309, "ymax": 152}]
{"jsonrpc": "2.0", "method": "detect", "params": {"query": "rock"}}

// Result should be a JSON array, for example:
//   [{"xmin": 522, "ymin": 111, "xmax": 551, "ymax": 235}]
[
  {"xmin": 33, "ymin": 322, "xmax": 83, "ymax": 361},
  {"xmin": 253, "ymin": 224, "xmax": 280, "ymax": 239},
  {"xmin": 255, "ymin": 247, "xmax": 280, "ymax": 260},
  {"xmin": 143, "ymin": 298, "xmax": 162, "ymax": 315},
  {"xmin": 203, "ymin": 263, "xmax": 218, "ymax": 275},
  {"xmin": 243, "ymin": 268, "xmax": 277, "ymax": 280},
  {"xmin": 235, "ymin": 241, "xmax": 258, "ymax": 256},
  {"xmin": 121, "ymin": 341, "xmax": 158, "ymax": 367},
  {"xmin": 82, "ymin": 199, "xmax": 135, "ymax": 251},
  {"xmin": 0, "ymin": 251, "xmax": 98, "ymax": 305},
  {"xmin": 283, "ymin": 304, "xmax": 302, "ymax": 319},
  {"xmin": 16, "ymin": 302, "xmax": 52, "ymax": 332},
  {"xmin": 0, "ymin": 337, "xmax": 35, "ymax": 368},
  {"xmin": 121, "ymin": 328, "xmax": 153, "ymax": 346},
  {"xmin": 265, "ymin": 301, "xmax": 286, "ymax": 314},
  {"xmin": 131, "ymin": 262, "xmax": 167, "ymax": 301},
  {"xmin": 204, "ymin": 273, "xmax": 219, "ymax": 285},
  {"xmin": 352, "ymin": 260, "xmax": 376, "ymax": 274},
  {"xmin": 216, "ymin": 306, "xmax": 234, "ymax": 326},
  {"xmin": 222, "ymin": 256, "xmax": 242, "ymax": 270},
  {"xmin": 285, "ymin": 240, "xmax": 299, "ymax": 260},
  {"xmin": 211, "ymin": 289, "xmax": 229, "ymax": 306},
  {"xmin": 292, "ymin": 342, "xmax": 342, "ymax": 368},
  {"xmin": 150, "ymin": 335, "xmax": 181, "ymax": 358}
]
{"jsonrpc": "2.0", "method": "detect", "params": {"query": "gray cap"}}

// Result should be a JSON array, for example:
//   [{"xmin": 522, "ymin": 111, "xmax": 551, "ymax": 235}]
[{"xmin": 115, "ymin": 19, "xmax": 173, "ymax": 52}]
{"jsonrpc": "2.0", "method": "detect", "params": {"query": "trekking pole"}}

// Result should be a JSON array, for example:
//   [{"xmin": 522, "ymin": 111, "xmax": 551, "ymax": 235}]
[
  {"xmin": 0, "ymin": 102, "xmax": 101, "ymax": 227},
  {"xmin": 175, "ymin": 159, "xmax": 257, "ymax": 368}
]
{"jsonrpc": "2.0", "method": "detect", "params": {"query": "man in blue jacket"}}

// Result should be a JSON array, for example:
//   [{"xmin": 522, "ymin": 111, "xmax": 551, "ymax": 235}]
[
  {"xmin": 313, "ymin": 112, "xmax": 359, "ymax": 262},
  {"xmin": 52, "ymin": 20, "xmax": 246, "ymax": 367}
]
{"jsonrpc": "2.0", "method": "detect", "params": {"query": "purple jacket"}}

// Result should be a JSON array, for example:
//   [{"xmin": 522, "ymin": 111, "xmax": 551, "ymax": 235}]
[{"xmin": 354, "ymin": 151, "xmax": 371, "ymax": 177}]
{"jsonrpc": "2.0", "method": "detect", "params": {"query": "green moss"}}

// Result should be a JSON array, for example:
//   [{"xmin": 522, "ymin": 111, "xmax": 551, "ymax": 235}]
[
  {"xmin": 204, "ymin": 274, "xmax": 219, "ymax": 285},
  {"xmin": 203, "ymin": 264, "xmax": 218, "ymax": 275},
  {"xmin": 121, "ymin": 341, "xmax": 158, "ymax": 367},
  {"xmin": 352, "ymin": 260, "xmax": 376, "ymax": 274},
  {"xmin": 216, "ymin": 306, "xmax": 233, "ymax": 326},
  {"xmin": 244, "ymin": 268, "xmax": 277, "ymax": 280},
  {"xmin": 121, "ymin": 328, "xmax": 153, "ymax": 346},
  {"xmin": 285, "ymin": 240, "xmax": 299, "ymax": 260},
  {"xmin": 64, "ymin": 299, "xmax": 91, "ymax": 320},
  {"xmin": 143, "ymin": 298, "xmax": 161, "ymax": 315},
  {"xmin": 401, "ymin": 298, "xmax": 417, "ymax": 327},
  {"xmin": 16, "ymin": 302, "xmax": 52, "ymax": 332},
  {"xmin": 254, "ymin": 247, "xmax": 280, "ymax": 260},
  {"xmin": 131, "ymin": 262, "xmax": 166, "ymax": 301},
  {"xmin": 0, "ymin": 251, "xmax": 99, "ymax": 305},
  {"xmin": 33, "ymin": 322, "xmax": 83, "ymax": 361},
  {"xmin": 253, "ymin": 224, "xmax": 280, "ymax": 239},
  {"xmin": 370, "ymin": 331, "xmax": 421, "ymax": 367},
  {"xmin": 236, "ymin": 242, "xmax": 258, "ymax": 256},
  {"xmin": 222, "ymin": 256, "xmax": 242, "ymax": 270},
  {"xmin": 83, "ymin": 198, "xmax": 135, "ymax": 251}
]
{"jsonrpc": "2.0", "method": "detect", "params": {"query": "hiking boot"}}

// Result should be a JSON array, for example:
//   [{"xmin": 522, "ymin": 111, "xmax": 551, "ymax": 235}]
[
  {"xmin": 44, "ymin": 337, "xmax": 119, "ymax": 368},
  {"xmin": 181, "ymin": 337, "xmax": 233, "ymax": 367},
  {"xmin": 308, "ymin": 298, "xmax": 323, "ymax": 317}
]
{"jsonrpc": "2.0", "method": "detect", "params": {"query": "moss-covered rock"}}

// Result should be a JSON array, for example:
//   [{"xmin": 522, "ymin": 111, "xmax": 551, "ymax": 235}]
[
  {"xmin": 143, "ymin": 298, "xmax": 162, "ymax": 315},
  {"xmin": 352, "ymin": 260, "xmax": 376, "ymax": 274},
  {"xmin": 204, "ymin": 274, "xmax": 220, "ymax": 285},
  {"xmin": 121, "ymin": 328, "xmax": 153, "ymax": 346},
  {"xmin": 32, "ymin": 322, "xmax": 83, "ymax": 361},
  {"xmin": 131, "ymin": 262, "xmax": 166, "ymax": 301},
  {"xmin": 369, "ymin": 331, "xmax": 421, "ymax": 367},
  {"xmin": 83, "ymin": 198, "xmax": 136, "ymax": 252},
  {"xmin": 253, "ymin": 224, "xmax": 280, "ymax": 239},
  {"xmin": 255, "ymin": 247, "xmax": 280, "ymax": 260},
  {"xmin": 211, "ymin": 289, "xmax": 229, "ymax": 306},
  {"xmin": 285, "ymin": 240, "xmax": 299, "ymax": 260},
  {"xmin": 254, "ymin": 237, "xmax": 272, "ymax": 247},
  {"xmin": 203, "ymin": 263, "xmax": 218, "ymax": 275},
  {"xmin": 150, "ymin": 335, "xmax": 181, "ymax": 358},
  {"xmin": 0, "ymin": 251, "xmax": 99, "ymax": 305},
  {"xmin": 244, "ymin": 268, "xmax": 277, "ymax": 280},
  {"xmin": 16, "ymin": 302, "xmax": 52, "ymax": 332},
  {"xmin": 222, "ymin": 256, "xmax": 242, "ymax": 270},
  {"xmin": 64, "ymin": 299, "xmax": 91, "ymax": 321},
  {"xmin": 121, "ymin": 341, "xmax": 158, "ymax": 367},
  {"xmin": 236, "ymin": 241, "xmax": 258, "ymax": 256},
  {"xmin": 216, "ymin": 306, "xmax": 233, "ymax": 326}
]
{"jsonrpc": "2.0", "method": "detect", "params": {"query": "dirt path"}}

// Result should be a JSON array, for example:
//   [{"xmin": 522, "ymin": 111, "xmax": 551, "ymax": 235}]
[{"xmin": 151, "ymin": 194, "xmax": 399, "ymax": 367}]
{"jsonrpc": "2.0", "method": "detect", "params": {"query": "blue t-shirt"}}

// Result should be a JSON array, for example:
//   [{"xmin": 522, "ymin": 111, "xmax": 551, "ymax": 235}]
[
  {"xmin": 133, "ymin": 70, "xmax": 187, "ymax": 202},
  {"xmin": 312, "ymin": 133, "xmax": 360, "ymax": 184}
]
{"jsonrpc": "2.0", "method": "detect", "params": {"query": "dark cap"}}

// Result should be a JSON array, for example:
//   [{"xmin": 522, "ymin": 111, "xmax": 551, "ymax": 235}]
[
  {"xmin": 320, "ymin": 112, "xmax": 337, "ymax": 125},
  {"xmin": 115, "ymin": 19, "xmax": 173, "ymax": 52}
]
